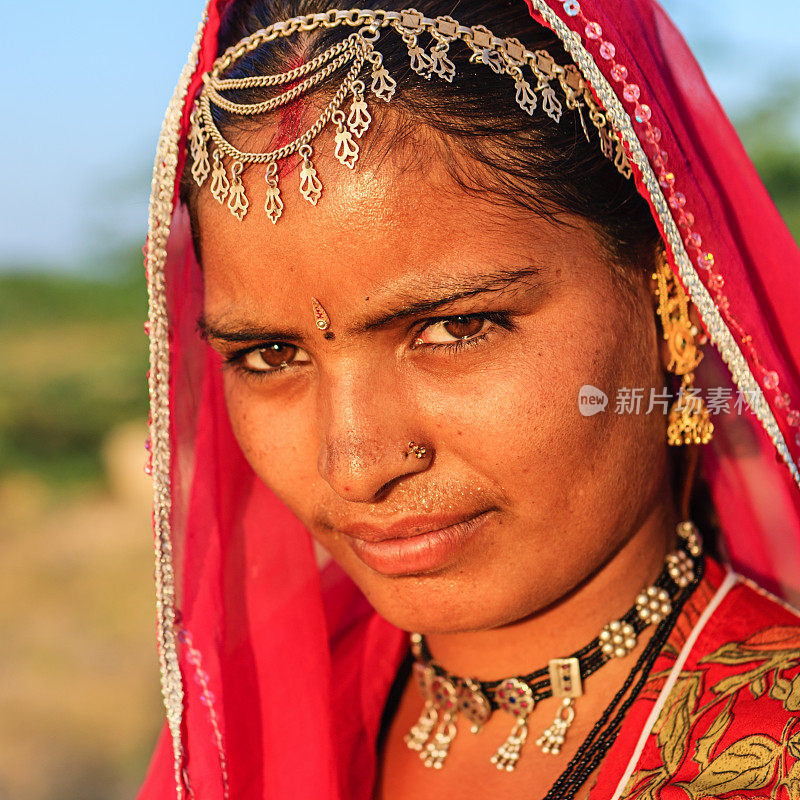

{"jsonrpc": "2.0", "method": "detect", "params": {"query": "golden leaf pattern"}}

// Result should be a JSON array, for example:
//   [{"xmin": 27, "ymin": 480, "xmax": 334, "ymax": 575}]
[
  {"xmin": 692, "ymin": 695, "xmax": 733, "ymax": 767},
  {"xmin": 620, "ymin": 617, "xmax": 800, "ymax": 799},
  {"xmin": 786, "ymin": 759, "xmax": 800, "ymax": 800},
  {"xmin": 749, "ymin": 673, "xmax": 768, "ymax": 698},
  {"xmin": 677, "ymin": 735, "xmax": 781, "ymax": 797},
  {"xmin": 653, "ymin": 674, "xmax": 700, "ymax": 772},
  {"xmin": 783, "ymin": 674, "xmax": 800, "ymax": 711}
]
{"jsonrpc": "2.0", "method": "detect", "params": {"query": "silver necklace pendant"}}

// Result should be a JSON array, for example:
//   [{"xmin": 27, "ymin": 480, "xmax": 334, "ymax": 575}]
[
  {"xmin": 456, "ymin": 677, "xmax": 492, "ymax": 733},
  {"xmin": 535, "ymin": 697, "xmax": 575, "ymax": 755},
  {"xmin": 420, "ymin": 674, "xmax": 459, "ymax": 769},
  {"xmin": 491, "ymin": 678, "xmax": 535, "ymax": 772},
  {"xmin": 404, "ymin": 663, "xmax": 437, "ymax": 751}
]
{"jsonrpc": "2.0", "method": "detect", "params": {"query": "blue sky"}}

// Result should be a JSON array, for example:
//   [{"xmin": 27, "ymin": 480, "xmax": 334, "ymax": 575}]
[{"xmin": 2, "ymin": 0, "xmax": 798, "ymax": 270}]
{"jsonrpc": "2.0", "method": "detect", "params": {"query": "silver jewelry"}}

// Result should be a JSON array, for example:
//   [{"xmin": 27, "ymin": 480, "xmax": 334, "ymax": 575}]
[
  {"xmin": 187, "ymin": 8, "xmax": 632, "ymax": 222},
  {"xmin": 405, "ymin": 521, "xmax": 703, "ymax": 772}
]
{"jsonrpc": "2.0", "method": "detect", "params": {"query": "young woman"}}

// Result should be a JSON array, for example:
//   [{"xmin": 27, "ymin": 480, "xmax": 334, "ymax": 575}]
[{"xmin": 137, "ymin": 2, "xmax": 800, "ymax": 798}]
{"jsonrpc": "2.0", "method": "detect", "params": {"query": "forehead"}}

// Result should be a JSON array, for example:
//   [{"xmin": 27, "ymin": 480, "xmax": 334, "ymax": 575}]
[{"xmin": 196, "ymin": 144, "xmax": 600, "ymax": 317}]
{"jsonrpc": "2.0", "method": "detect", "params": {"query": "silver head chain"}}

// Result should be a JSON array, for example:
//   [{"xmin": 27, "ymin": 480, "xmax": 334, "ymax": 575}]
[{"xmin": 188, "ymin": 8, "xmax": 633, "ymax": 223}]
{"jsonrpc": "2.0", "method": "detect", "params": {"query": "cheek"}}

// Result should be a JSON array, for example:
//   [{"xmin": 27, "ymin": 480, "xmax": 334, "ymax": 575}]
[
  {"xmin": 222, "ymin": 375, "xmax": 318, "ymax": 503},
  {"xmin": 417, "ymin": 293, "xmax": 664, "ymax": 510},
  {"xmin": 223, "ymin": 378, "xmax": 265, "ymax": 465}
]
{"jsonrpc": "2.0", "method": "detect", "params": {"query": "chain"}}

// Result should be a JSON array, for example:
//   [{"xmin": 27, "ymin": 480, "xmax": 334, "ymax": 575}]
[
  {"xmin": 200, "ymin": 50, "xmax": 365, "ymax": 165},
  {"xmin": 206, "ymin": 46, "xmax": 358, "ymax": 115},
  {"xmin": 213, "ymin": 34, "xmax": 357, "ymax": 90},
  {"xmin": 188, "ymin": 7, "xmax": 632, "ymax": 222}
]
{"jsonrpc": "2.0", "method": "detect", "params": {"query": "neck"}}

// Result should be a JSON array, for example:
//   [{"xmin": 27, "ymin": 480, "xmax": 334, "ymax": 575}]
[{"xmin": 422, "ymin": 503, "xmax": 679, "ymax": 679}]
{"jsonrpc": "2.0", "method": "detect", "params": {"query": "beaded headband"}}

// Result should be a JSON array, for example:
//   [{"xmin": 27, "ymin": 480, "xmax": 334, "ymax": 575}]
[{"xmin": 188, "ymin": 7, "xmax": 633, "ymax": 223}]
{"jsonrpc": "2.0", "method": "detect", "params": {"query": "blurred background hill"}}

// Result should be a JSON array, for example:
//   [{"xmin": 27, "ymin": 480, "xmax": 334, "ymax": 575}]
[{"xmin": 0, "ymin": 1, "xmax": 798, "ymax": 798}]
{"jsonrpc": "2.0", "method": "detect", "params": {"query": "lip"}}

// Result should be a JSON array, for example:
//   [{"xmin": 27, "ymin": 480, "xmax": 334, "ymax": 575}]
[{"xmin": 341, "ymin": 509, "xmax": 495, "ymax": 576}]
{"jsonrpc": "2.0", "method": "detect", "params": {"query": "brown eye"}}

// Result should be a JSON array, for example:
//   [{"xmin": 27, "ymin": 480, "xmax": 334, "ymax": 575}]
[
  {"xmin": 259, "ymin": 343, "xmax": 296, "ymax": 367},
  {"xmin": 443, "ymin": 316, "xmax": 484, "ymax": 340},
  {"xmin": 413, "ymin": 315, "xmax": 491, "ymax": 347},
  {"xmin": 242, "ymin": 343, "xmax": 309, "ymax": 372}
]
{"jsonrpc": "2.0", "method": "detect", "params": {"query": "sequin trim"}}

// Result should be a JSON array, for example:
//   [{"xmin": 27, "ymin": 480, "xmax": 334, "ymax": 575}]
[
  {"xmin": 536, "ymin": 0, "xmax": 800, "ymax": 488},
  {"xmin": 145, "ymin": 7, "xmax": 208, "ymax": 798},
  {"xmin": 180, "ymin": 628, "xmax": 231, "ymax": 798}
]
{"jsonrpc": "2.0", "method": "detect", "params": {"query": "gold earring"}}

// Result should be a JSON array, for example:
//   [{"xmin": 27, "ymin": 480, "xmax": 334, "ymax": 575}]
[
  {"xmin": 406, "ymin": 441, "xmax": 428, "ymax": 459},
  {"xmin": 652, "ymin": 252, "xmax": 714, "ymax": 446}
]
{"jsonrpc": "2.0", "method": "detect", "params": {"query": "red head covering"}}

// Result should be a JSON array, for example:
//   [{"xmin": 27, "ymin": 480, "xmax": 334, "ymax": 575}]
[{"xmin": 137, "ymin": 1, "xmax": 800, "ymax": 797}]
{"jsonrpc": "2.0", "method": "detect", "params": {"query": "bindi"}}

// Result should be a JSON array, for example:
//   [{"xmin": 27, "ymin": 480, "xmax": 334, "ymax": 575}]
[{"xmin": 311, "ymin": 297, "xmax": 333, "ymax": 339}]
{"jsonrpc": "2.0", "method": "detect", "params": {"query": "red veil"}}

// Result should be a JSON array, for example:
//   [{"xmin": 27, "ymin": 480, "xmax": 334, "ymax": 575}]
[{"xmin": 137, "ymin": 1, "xmax": 800, "ymax": 797}]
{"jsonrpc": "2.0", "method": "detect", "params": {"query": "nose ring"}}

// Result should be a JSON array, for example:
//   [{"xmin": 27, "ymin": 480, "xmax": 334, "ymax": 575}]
[{"xmin": 406, "ymin": 441, "xmax": 428, "ymax": 459}]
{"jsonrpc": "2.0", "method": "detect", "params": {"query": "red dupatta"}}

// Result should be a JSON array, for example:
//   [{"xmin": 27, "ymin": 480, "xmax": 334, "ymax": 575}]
[{"xmin": 137, "ymin": 1, "xmax": 800, "ymax": 798}]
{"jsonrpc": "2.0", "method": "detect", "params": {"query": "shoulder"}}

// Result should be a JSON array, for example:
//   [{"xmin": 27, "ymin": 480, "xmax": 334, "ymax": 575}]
[
  {"xmin": 704, "ymin": 567, "xmax": 800, "ymax": 642},
  {"xmin": 619, "ymin": 559, "xmax": 800, "ymax": 799},
  {"xmin": 669, "ymin": 557, "xmax": 800, "ymax": 673}
]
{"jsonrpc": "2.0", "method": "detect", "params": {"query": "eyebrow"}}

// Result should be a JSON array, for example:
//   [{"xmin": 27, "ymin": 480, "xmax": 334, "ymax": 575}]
[{"xmin": 198, "ymin": 266, "xmax": 543, "ymax": 344}]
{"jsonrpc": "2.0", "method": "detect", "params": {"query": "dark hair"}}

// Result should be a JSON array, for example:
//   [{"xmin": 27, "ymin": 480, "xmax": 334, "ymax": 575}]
[{"xmin": 180, "ymin": 0, "xmax": 720, "ymax": 553}]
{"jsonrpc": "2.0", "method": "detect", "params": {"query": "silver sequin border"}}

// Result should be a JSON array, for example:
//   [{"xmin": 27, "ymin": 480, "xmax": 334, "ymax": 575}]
[{"xmin": 145, "ymin": 7, "xmax": 208, "ymax": 798}]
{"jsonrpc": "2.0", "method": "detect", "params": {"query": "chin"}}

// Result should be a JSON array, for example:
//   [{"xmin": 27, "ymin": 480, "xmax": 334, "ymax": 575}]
[
  {"xmin": 317, "ymin": 508, "xmax": 557, "ymax": 633},
  {"xmin": 343, "ymin": 559, "xmax": 529, "ymax": 635}
]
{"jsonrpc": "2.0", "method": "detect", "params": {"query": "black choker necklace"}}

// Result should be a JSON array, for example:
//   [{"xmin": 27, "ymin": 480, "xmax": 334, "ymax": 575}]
[{"xmin": 405, "ymin": 520, "xmax": 704, "ymax": 775}]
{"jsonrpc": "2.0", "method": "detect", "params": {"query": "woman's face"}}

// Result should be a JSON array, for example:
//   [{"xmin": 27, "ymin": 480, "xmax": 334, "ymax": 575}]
[{"xmin": 197, "ymin": 147, "xmax": 672, "ymax": 633}]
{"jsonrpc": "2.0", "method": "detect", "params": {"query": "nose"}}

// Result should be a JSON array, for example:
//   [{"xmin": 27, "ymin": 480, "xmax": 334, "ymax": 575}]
[{"xmin": 316, "ymin": 369, "xmax": 432, "ymax": 502}]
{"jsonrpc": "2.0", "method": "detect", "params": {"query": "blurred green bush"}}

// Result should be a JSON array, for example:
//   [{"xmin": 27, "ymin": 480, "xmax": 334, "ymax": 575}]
[{"xmin": 0, "ymin": 247, "xmax": 149, "ymax": 489}]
